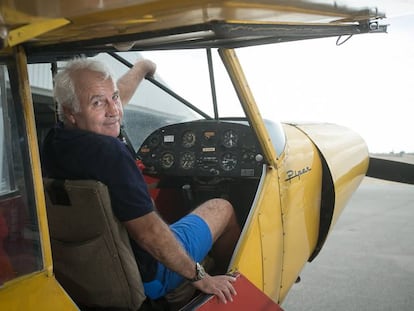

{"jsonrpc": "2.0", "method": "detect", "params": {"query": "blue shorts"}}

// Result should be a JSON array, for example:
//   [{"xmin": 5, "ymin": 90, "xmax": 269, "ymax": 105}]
[{"xmin": 143, "ymin": 214, "xmax": 213, "ymax": 299}]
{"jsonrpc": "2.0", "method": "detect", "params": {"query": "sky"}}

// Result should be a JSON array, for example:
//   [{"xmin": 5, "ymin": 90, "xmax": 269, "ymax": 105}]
[{"xmin": 236, "ymin": 13, "xmax": 414, "ymax": 154}]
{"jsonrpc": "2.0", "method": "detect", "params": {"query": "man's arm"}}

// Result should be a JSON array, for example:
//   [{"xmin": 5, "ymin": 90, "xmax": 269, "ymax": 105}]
[
  {"xmin": 117, "ymin": 59, "xmax": 156, "ymax": 106},
  {"xmin": 124, "ymin": 211, "xmax": 237, "ymax": 303}
]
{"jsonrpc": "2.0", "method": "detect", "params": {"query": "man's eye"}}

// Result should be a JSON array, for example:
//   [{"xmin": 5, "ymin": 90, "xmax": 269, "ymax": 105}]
[
  {"xmin": 113, "ymin": 94, "xmax": 120, "ymax": 101},
  {"xmin": 92, "ymin": 100, "xmax": 104, "ymax": 107}
]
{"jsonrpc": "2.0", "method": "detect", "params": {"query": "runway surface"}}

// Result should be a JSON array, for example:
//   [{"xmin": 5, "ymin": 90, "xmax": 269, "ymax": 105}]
[{"xmin": 282, "ymin": 177, "xmax": 414, "ymax": 311}]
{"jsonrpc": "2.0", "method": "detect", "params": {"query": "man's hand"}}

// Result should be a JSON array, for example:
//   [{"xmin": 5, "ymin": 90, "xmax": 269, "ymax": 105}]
[
  {"xmin": 135, "ymin": 59, "xmax": 156, "ymax": 78},
  {"xmin": 192, "ymin": 273, "xmax": 237, "ymax": 304},
  {"xmin": 117, "ymin": 58, "xmax": 156, "ymax": 105}
]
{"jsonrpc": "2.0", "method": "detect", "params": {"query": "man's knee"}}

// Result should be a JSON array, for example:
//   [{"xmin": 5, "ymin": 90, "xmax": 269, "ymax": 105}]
[
  {"xmin": 191, "ymin": 198, "xmax": 235, "ymax": 240},
  {"xmin": 194, "ymin": 198, "xmax": 234, "ymax": 219},
  {"xmin": 208, "ymin": 198, "xmax": 233, "ymax": 211}
]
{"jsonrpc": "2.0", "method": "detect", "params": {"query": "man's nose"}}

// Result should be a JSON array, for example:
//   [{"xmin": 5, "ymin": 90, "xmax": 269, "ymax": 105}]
[{"xmin": 106, "ymin": 99, "xmax": 119, "ymax": 116}]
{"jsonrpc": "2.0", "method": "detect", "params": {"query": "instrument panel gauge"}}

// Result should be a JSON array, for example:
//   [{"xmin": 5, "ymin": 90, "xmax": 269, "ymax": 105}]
[
  {"xmin": 160, "ymin": 152, "xmax": 175, "ymax": 169},
  {"xmin": 148, "ymin": 133, "xmax": 161, "ymax": 148},
  {"xmin": 220, "ymin": 152, "xmax": 238, "ymax": 171},
  {"xmin": 180, "ymin": 152, "xmax": 196, "ymax": 170},
  {"xmin": 222, "ymin": 129, "xmax": 238, "ymax": 148},
  {"xmin": 182, "ymin": 130, "xmax": 196, "ymax": 148}
]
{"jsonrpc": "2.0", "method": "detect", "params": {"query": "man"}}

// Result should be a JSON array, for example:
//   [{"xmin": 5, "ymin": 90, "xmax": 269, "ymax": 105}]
[{"xmin": 42, "ymin": 57, "xmax": 240, "ymax": 304}]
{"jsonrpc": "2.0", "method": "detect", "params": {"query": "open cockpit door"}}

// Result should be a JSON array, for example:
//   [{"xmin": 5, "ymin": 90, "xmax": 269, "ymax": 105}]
[
  {"xmin": 182, "ymin": 273, "xmax": 283, "ymax": 311},
  {"xmin": 0, "ymin": 48, "xmax": 78, "ymax": 310}
]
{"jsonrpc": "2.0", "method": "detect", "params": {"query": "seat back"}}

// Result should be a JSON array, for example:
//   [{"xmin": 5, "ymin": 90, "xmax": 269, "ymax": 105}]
[{"xmin": 43, "ymin": 179, "xmax": 146, "ymax": 310}]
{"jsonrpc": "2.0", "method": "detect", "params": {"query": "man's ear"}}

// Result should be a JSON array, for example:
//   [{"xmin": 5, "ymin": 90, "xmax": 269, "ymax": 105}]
[{"xmin": 62, "ymin": 106, "xmax": 76, "ymax": 125}]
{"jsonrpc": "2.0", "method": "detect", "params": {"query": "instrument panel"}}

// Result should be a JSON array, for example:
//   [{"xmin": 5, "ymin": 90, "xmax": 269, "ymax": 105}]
[{"xmin": 137, "ymin": 120, "xmax": 265, "ymax": 178}]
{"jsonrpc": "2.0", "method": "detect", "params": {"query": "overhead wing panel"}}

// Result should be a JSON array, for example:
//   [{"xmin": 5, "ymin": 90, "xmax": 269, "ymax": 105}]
[{"xmin": 0, "ymin": 0, "xmax": 386, "ymax": 59}]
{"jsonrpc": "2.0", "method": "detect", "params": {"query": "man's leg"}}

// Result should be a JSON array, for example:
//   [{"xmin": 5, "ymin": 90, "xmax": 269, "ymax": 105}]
[{"xmin": 191, "ymin": 198, "xmax": 241, "ymax": 273}]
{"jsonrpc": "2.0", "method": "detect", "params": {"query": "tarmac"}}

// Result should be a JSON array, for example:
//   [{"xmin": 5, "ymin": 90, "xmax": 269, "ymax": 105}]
[{"xmin": 282, "ymin": 177, "xmax": 414, "ymax": 311}]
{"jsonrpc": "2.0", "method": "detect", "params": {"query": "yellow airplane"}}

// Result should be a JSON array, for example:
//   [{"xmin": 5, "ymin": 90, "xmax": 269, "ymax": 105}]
[{"xmin": 0, "ymin": 1, "xmax": 413, "ymax": 310}]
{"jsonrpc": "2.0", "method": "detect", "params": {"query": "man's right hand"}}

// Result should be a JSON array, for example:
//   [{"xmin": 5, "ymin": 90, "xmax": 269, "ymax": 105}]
[{"xmin": 192, "ymin": 273, "xmax": 237, "ymax": 304}]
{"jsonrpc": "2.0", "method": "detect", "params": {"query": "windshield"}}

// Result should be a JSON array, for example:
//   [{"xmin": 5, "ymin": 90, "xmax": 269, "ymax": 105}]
[
  {"xmin": 92, "ymin": 49, "xmax": 286, "ymax": 157},
  {"xmin": 109, "ymin": 49, "xmax": 245, "ymax": 149}
]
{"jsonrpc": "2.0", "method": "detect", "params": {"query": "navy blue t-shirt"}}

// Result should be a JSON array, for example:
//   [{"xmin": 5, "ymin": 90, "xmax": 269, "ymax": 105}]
[{"xmin": 42, "ymin": 125, "xmax": 157, "ymax": 281}]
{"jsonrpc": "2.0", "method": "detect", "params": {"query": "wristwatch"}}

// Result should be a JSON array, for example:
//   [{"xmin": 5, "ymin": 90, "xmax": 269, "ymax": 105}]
[{"xmin": 189, "ymin": 262, "xmax": 206, "ymax": 282}]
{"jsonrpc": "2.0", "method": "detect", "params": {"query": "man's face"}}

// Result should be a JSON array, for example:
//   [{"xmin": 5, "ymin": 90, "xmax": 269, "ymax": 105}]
[{"xmin": 67, "ymin": 69, "xmax": 123, "ymax": 137}]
